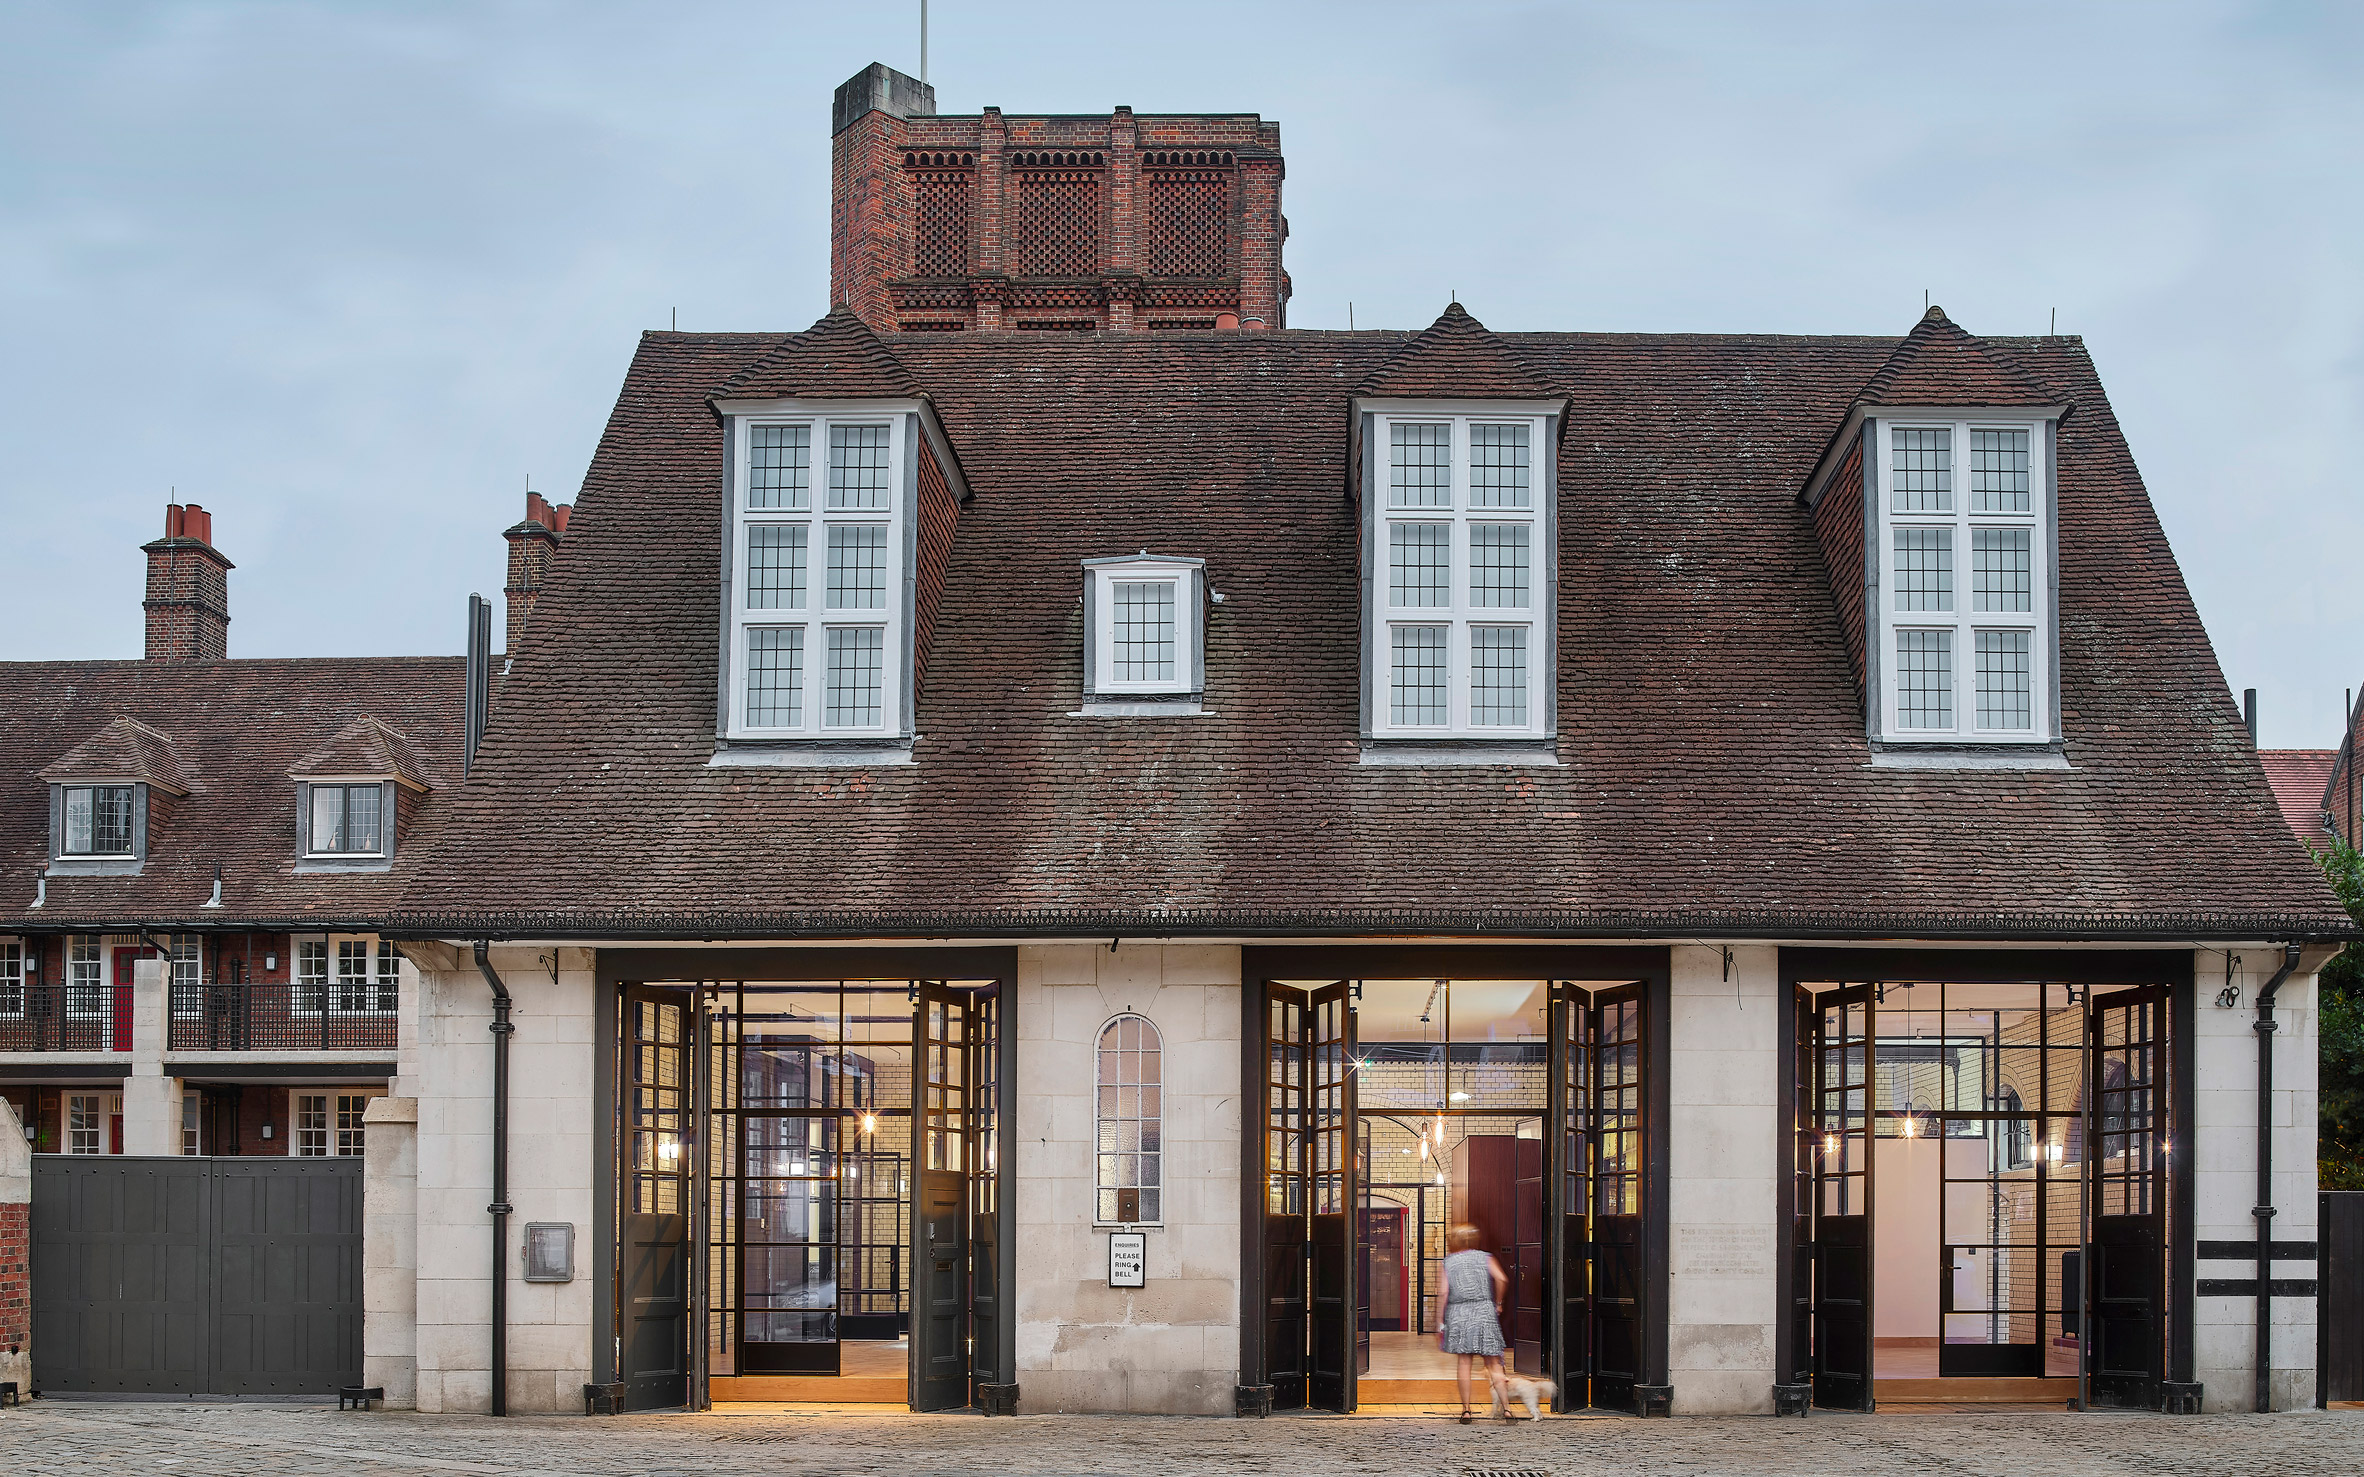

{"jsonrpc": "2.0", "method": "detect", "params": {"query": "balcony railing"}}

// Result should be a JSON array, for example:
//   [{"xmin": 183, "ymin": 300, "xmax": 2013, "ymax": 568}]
[
  {"xmin": 0, "ymin": 980, "xmax": 397, "ymax": 1053},
  {"xmin": 0, "ymin": 983, "xmax": 126, "ymax": 1052},
  {"xmin": 168, "ymin": 980, "xmax": 398, "ymax": 1052}
]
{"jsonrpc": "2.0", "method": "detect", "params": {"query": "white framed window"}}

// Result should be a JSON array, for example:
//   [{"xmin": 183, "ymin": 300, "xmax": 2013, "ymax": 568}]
[
  {"xmin": 0, "ymin": 939, "xmax": 24, "ymax": 1020},
  {"xmin": 66, "ymin": 935, "xmax": 105, "ymax": 1019},
  {"xmin": 330, "ymin": 938, "xmax": 400, "ymax": 1014},
  {"xmin": 66, "ymin": 1091, "xmax": 120, "ymax": 1155},
  {"xmin": 305, "ymin": 781, "xmax": 389, "ymax": 857},
  {"xmin": 169, "ymin": 933, "xmax": 203, "ymax": 1020},
  {"xmin": 1095, "ymin": 1013, "xmax": 1163, "ymax": 1225},
  {"xmin": 1364, "ymin": 404, "xmax": 1554, "ymax": 741},
  {"xmin": 725, "ymin": 405, "xmax": 913, "ymax": 740},
  {"xmin": 295, "ymin": 1091, "xmax": 372, "ymax": 1157},
  {"xmin": 1082, "ymin": 555, "xmax": 1205, "ymax": 699},
  {"xmin": 60, "ymin": 784, "xmax": 136, "ymax": 856},
  {"xmin": 182, "ymin": 1091, "xmax": 201, "ymax": 1155},
  {"xmin": 1874, "ymin": 418, "xmax": 2050, "ymax": 742},
  {"xmin": 294, "ymin": 938, "xmax": 329, "ymax": 1013}
]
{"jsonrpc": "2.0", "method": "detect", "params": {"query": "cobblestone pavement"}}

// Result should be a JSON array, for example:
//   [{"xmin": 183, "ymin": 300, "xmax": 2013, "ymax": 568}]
[{"xmin": 1, "ymin": 1399, "xmax": 2361, "ymax": 1477}]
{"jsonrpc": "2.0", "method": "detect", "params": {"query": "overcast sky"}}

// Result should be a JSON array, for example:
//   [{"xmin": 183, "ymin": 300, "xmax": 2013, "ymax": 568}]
[{"xmin": 3, "ymin": 1, "xmax": 2357, "ymax": 745}]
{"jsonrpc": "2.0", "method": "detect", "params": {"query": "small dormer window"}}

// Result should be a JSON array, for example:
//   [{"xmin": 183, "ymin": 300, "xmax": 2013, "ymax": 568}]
[
  {"xmin": 1081, "ymin": 554, "xmax": 1205, "ymax": 710},
  {"xmin": 1873, "ymin": 417, "xmax": 2051, "ymax": 743},
  {"xmin": 723, "ymin": 405, "xmax": 915, "ymax": 741},
  {"xmin": 61, "ymin": 784, "xmax": 136, "ymax": 856},
  {"xmin": 308, "ymin": 783, "xmax": 386, "ymax": 856},
  {"xmin": 1360, "ymin": 403, "xmax": 1556, "ymax": 749}
]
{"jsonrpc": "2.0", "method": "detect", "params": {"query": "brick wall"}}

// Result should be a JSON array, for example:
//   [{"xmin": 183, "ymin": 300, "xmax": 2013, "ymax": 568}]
[
  {"xmin": 142, "ymin": 508, "xmax": 233, "ymax": 661},
  {"xmin": 831, "ymin": 67, "xmax": 1286, "ymax": 334},
  {"xmin": 0, "ymin": 1199, "xmax": 26, "ymax": 1358}
]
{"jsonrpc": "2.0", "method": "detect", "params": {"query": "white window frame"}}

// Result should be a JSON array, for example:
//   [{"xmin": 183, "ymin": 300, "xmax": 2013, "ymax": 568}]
[
  {"xmin": 327, "ymin": 937, "xmax": 400, "ymax": 1015},
  {"xmin": 294, "ymin": 937, "xmax": 329, "ymax": 1013},
  {"xmin": 66, "ymin": 1091, "xmax": 120, "ymax": 1155},
  {"xmin": 1083, "ymin": 556, "xmax": 1204, "ymax": 698},
  {"xmin": 1093, "ymin": 1012, "xmax": 1164, "ymax": 1227},
  {"xmin": 302, "ymin": 779, "xmax": 393, "ymax": 858},
  {"xmin": 182, "ymin": 1090, "xmax": 202, "ymax": 1156},
  {"xmin": 0, "ymin": 938, "xmax": 24, "ymax": 1020},
  {"xmin": 722, "ymin": 401, "xmax": 915, "ymax": 741},
  {"xmin": 1873, "ymin": 415, "xmax": 2051, "ymax": 743},
  {"xmin": 1363, "ymin": 402, "xmax": 1555, "ymax": 741},
  {"xmin": 295, "ymin": 1092, "xmax": 330, "ymax": 1157},
  {"xmin": 65, "ymin": 935, "xmax": 105, "ymax": 1019},
  {"xmin": 168, "ymin": 933, "xmax": 203, "ymax": 1020}
]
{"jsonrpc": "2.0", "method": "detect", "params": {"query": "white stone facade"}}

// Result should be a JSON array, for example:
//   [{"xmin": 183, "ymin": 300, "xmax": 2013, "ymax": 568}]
[{"xmin": 360, "ymin": 939, "xmax": 2331, "ymax": 1416}]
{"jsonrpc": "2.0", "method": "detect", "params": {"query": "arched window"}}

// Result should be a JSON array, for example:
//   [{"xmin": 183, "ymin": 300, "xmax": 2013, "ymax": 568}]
[{"xmin": 1096, "ymin": 1014, "xmax": 1163, "ymax": 1224}]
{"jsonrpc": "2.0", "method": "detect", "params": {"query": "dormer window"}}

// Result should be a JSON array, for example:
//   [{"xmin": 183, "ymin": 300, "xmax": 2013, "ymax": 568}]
[
  {"xmin": 1360, "ymin": 402, "xmax": 1557, "ymax": 750},
  {"xmin": 1874, "ymin": 417, "xmax": 2052, "ymax": 743},
  {"xmin": 1081, "ymin": 554, "xmax": 1205, "ymax": 711},
  {"xmin": 61, "ymin": 784, "xmax": 136, "ymax": 856},
  {"xmin": 308, "ymin": 783, "xmax": 386, "ymax": 856},
  {"xmin": 722, "ymin": 404, "xmax": 916, "ymax": 742}
]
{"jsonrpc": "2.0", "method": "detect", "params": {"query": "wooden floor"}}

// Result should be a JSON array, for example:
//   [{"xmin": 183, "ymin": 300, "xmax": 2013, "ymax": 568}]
[
  {"xmin": 1361, "ymin": 1329, "xmax": 1541, "ymax": 1406},
  {"xmin": 708, "ymin": 1339, "xmax": 907, "ymax": 1404}
]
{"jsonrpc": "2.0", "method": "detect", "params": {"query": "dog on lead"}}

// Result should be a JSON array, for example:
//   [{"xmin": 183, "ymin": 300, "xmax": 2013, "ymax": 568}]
[{"xmin": 1489, "ymin": 1375, "xmax": 1557, "ymax": 1421}]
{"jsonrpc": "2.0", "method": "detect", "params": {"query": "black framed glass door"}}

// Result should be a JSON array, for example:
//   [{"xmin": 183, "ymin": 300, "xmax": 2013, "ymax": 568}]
[
  {"xmin": 619, "ymin": 986, "xmax": 690, "ymax": 1411},
  {"xmin": 1305, "ymin": 981, "xmax": 1356, "ymax": 1413},
  {"xmin": 1811, "ymin": 985, "xmax": 1874, "ymax": 1410},
  {"xmin": 2087, "ymin": 984, "xmax": 2167, "ymax": 1409}
]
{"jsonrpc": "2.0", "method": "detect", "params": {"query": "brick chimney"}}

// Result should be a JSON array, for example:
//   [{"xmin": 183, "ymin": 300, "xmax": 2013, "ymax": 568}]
[
  {"xmin": 142, "ymin": 503, "xmax": 233, "ymax": 661},
  {"xmin": 502, "ymin": 491, "xmax": 571, "ymax": 651}
]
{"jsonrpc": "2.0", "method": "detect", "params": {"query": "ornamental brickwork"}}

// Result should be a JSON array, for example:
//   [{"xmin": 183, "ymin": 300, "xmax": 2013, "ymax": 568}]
[{"xmin": 830, "ymin": 63, "xmax": 1288, "ymax": 334}]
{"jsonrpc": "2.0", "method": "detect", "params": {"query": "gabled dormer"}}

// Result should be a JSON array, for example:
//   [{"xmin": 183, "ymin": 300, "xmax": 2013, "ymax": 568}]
[
  {"xmin": 288, "ymin": 715, "xmax": 434, "ymax": 870},
  {"xmin": 38, "ymin": 716, "xmax": 190, "ymax": 875},
  {"xmin": 706, "ymin": 310, "xmax": 971, "ymax": 766},
  {"xmin": 1352, "ymin": 304, "xmax": 1567, "ymax": 763},
  {"xmin": 1801, "ymin": 307, "xmax": 2069, "ymax": 763}
]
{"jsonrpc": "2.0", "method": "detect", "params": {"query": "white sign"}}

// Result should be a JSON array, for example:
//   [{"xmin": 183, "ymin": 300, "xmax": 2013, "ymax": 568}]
[
  {"xmin": 1108, "ymin": 1231, "xmax": 1146, "ymax": 1288},
  {"xmin": 1674, "ymin": 1224, "xmax": 1775, "ymax": 1279}
]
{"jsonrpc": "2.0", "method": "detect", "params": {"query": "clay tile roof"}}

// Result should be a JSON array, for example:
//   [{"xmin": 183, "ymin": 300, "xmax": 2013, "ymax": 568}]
[
  {"xmin": 1356, "ymin": 302, "xmax": 1554, "ymax": 400},
  {"xmin": 2260, "ymin": 749, "xmax": 2336, "ymax": 849},
  {"xmin": 289, "ymin": 714, "xmax": 437, "ymax": 792},
  {"xmin": 39, "ymin": 716, "xmax": 191, "ymax": 796},
  {"xmin": 1857, "ymin": 305, "xmax": 2059, "ymax": 409},
  {"xmin": 715, "ymin": 307, "xmax": 921, "ymax": 403}
]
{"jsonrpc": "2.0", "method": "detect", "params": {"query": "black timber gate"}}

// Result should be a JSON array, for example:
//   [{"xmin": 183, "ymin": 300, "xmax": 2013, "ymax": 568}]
[
  {"xmin": 31, "ymin": 1155, "xmax": 363, "ymax": 1395},
  {"xmin": 2326, "ymin": 1192, "xmax": 2363, "ymax": 1405}
]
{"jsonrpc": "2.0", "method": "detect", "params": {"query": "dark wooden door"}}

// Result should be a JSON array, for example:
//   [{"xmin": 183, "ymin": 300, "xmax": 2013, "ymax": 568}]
[
  {"xmin": 619, "ymin": 987, "xmax": 689, "ymax": 1410},
  {"xmin": 1550, "ymin": 983, "xmax": 1592, "ymax": 1410},
  {"xmin": 1589, "ymin": 984, "xmax": 1646, "ymax": 1412},
  {"xmin": 1305, "ymin": 980, "xmax": 1356, "ymax": 1412},
  {"xmin": 912, "ymin": 983, "xmax": 971, "ymax": 1411},
  {"xmin": 965, "ymin": 983, "xmax": 1005, "ymax": 1402},
  {"xmin": 1511, "ymin": 1134, "xmax": 1545, "ymax": 1376},
  {"xmin": 2087, "ymin": 985, "xmax": 2168, "ymax": 1409},
  {"xmin": 111, "ymin": 947, "xmax": 145, "ymax": 1052},
  {"xmin": 1786, "ymin": 984, "xmax": 1815, "ymax": 1388},
  {"xmin": 1262, "ymin": 984, "xmax": 1310, "ymax": 1411},
  {"xmin": 1811, "ymin": 986, "xmax": 1874, "ymax": 1411},
  {"xmin": 2326, "ymin": 1192, "xmax": 2364, "ymax": 1403}
]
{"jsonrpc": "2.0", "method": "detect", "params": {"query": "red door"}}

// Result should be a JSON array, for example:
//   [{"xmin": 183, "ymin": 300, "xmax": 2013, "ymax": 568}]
[{"xmin": 110, "ymin": 948, "xmax": 149, "ymax": 1052}]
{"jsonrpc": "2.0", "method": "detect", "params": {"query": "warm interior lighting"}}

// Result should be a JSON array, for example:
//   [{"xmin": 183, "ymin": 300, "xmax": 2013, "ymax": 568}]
[
  {"xmin": 861, "ymin": 1112, "xmax": 878, "ymax": 1135},
  {"xmin": 1901, "ymin": 1116, "xmax": 1918, "ymax": 1138},
  {"xmin": 656, "ymin": 1139, "xmax": 680, "ymax": 1162},
  {"xmin": 1418, "ymin": 1137, "xmax": 1430, "ymax": 1161},
  {"xmin": 1822, "ymin": 1133, "xmax": 1839, "ymax": 1156},
  {"xmin": 2048, "ymin": 1142, "xmax": 2064, "ymax": 1162},
  {"xmin": 1448, "ymin": 1091, "xmax": 1471, "ymax": 1102}
]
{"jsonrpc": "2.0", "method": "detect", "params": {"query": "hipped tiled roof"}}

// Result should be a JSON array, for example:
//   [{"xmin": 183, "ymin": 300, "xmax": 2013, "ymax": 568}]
[
  {"xmin": 1857, "ymin": 305, "xmax": 2058, "ymax": 408},
  {"xmin": 389, "ymin": 314, "xmax": 2350, "ymax": 941},
  {"xmin": 289, "ymin": 714, "xmax": 437, "ymax": 792},
  {"xmin": 2260, "ymin": 749, "xmax": 2336, "ymax": 849},
  {"xmin": 1, "ymin": 658, "xmax": 464, "ymax": 929},
  {"xmin": 39, "ymin": 717, "xmax": 191, "ymax": 795},
  {"xmin": 714, "ymin": 308, "xmax": 920, "ymax": 402},
  {"xmin": 1357, "ymin": 303, "xmax": 1554, "ymax": 400}
]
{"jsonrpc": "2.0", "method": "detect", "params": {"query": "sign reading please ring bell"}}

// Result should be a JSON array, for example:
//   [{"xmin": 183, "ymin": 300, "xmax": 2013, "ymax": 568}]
[{"xmin": 1109, "ymin": 1231, "xmax": 1146, "ymax": 1288}]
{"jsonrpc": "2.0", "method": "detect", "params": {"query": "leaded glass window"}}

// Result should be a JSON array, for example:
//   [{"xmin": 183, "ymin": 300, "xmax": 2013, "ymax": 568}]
[{"xmin": 1095, "ymin": 1015, "xmax": 1163, "ymax": 1224}]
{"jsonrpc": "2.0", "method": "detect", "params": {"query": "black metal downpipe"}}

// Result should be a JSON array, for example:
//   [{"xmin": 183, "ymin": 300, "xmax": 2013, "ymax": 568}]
[
  {"xmin": 474, "ymin": 940, "xmax": 515, "ymax": 1417},
  {"xmin": 2253, "ymin": 942, "xmax": 2301, "ymax": 1413}
]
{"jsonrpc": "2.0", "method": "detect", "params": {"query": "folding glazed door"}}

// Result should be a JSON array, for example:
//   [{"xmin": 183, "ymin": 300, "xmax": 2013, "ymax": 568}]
[
  {"xmin": 2086, "ymin": 985, "xmax": 2168, "ymax": 1409},
  {"xmin": 1550, "ymin": 981, "xmax": 1651, "ymax": 1413},
  {"xmin": 1809, "ymin": 986, "xmax": 1874, "ymax": 1411},
  {"xmin": 1261, "ymin": 981, "xmax": 1356, "ymax": 1413}
]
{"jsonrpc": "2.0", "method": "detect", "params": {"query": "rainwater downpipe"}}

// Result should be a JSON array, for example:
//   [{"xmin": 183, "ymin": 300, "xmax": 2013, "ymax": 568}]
[
  {"xmin": 474, "ymin": 940, "xmax": 515, "ymax": 1417},
  {"xmin": 2252, "ymin": 941, "xmax": 2301, "ymax": 1414}
]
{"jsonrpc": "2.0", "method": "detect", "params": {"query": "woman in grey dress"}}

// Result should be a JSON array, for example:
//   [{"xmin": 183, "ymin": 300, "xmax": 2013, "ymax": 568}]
[{"xmin": 1439, "ymin": 1222, "xmax": 1510, "ymax": 1422}]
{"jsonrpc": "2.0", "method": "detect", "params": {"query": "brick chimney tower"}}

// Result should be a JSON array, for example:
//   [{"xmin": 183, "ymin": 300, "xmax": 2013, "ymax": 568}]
[
  {"xmin": 142, "ymin": 502, "xmax": 233, "ymax": 660},
  {"xmin": 502, "ymin": 490, "xmax": 571, "ymax": 651}
]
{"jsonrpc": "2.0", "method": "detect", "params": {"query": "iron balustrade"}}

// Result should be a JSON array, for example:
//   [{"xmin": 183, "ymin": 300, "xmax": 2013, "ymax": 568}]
[
  {"xmin": 168, "ymin": 979, "xmax": 400, "ymax": 1052},
  {"xmin": 0, "ymin": 983, "xmax": 124, "ymax": 1052}
]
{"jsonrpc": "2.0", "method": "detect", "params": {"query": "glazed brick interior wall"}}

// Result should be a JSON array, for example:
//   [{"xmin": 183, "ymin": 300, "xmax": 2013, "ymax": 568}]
[
  {"xmin": 912, "ymin": 439, "xmax": 961, "ymax": 696},
  {"xmin": 1811, "ymin": 434, "xmax": 1867, "ymax": 704}
]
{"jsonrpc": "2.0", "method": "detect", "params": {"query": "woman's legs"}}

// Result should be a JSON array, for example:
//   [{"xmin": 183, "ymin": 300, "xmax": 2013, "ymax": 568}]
[
  {"xmin": 1456, "ymin": 1352, "xmax": 1474, "ymax": 1414},
  {"xmin": 1482, "ymin": 1354, "xmax": 1510, "ymax": 1416}
]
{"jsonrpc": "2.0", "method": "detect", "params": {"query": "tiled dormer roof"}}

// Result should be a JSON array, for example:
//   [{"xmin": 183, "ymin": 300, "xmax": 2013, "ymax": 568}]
[
  {"xmin": 1857, "ymin": 305, "xmax": 2059, "ymax": 409},
  {"xmin": 38, "ymin": 716, "xmax": 191, "ymax": 796},
  {"xmin": 1356, "ymin": 302, "xmax": 1554, "ymax": 400},
  {"xmin": 714, "ymin": 307, "xmax": 921, "ymax": 403},
  {"xmin": 2259, "ymin": 749, "xmax": 2336, "ymax": 849},
  {"xmin": 289, "ymin": 714, "xmax": 436, "ymax": 793}
]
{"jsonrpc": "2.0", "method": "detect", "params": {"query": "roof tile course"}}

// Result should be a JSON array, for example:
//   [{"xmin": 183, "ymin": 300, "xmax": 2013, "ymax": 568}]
[{"xmin": 389, "ymin": 318, "xmax": 2349, "ymax": 939}]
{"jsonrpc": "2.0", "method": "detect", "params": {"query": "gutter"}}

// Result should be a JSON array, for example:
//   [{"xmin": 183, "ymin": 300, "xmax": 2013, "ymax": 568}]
[
  {"xmin": 2252, "ymin": 941, "xmax": 2302, "ymax": 1413},
  {"xmin": 473, "ymin": 940, "xmax": 515, "ymax": 1418}
]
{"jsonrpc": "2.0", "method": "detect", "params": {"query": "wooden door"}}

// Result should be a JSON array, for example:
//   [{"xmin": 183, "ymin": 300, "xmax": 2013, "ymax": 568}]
[
  {"xmin": 2087, "ymin": 985, "xmax": 2168, "ymax": 1409},
  {"xmin": 911, "ymin": 984, "xmax": 970, "ymax": 1411},
  {"xmin": 618, "ymin": 987, "xmax": 690, "ymax": 1410},
  {"xmin": 1305, "ymin": 981, "xmax": 1356, "ymax": 1412},
  {"xmin": 1810, "ymin": 986, "xmax": 1874, "ymax": 1411},
  {"xmin": 1550, "ymin": 982, "xmax": 1592, "ymax": 1410},
  {"xmin": 1262, "ymin": 983, "xmax": 1310, "ymax": 1411},
  {"xmin": 1589, "ymin": 984, "xmax": 1646, "ymax": 1412}
]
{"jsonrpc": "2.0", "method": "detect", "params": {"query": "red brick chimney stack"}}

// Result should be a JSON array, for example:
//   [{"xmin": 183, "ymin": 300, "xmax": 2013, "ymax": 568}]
[
  {"xmin": 502, "ymin": 491, "xmax": 571, "ymax": 651},
  {"xmin": 142, "ymin": 502, "xmax": 233, "ymax": 661}
]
